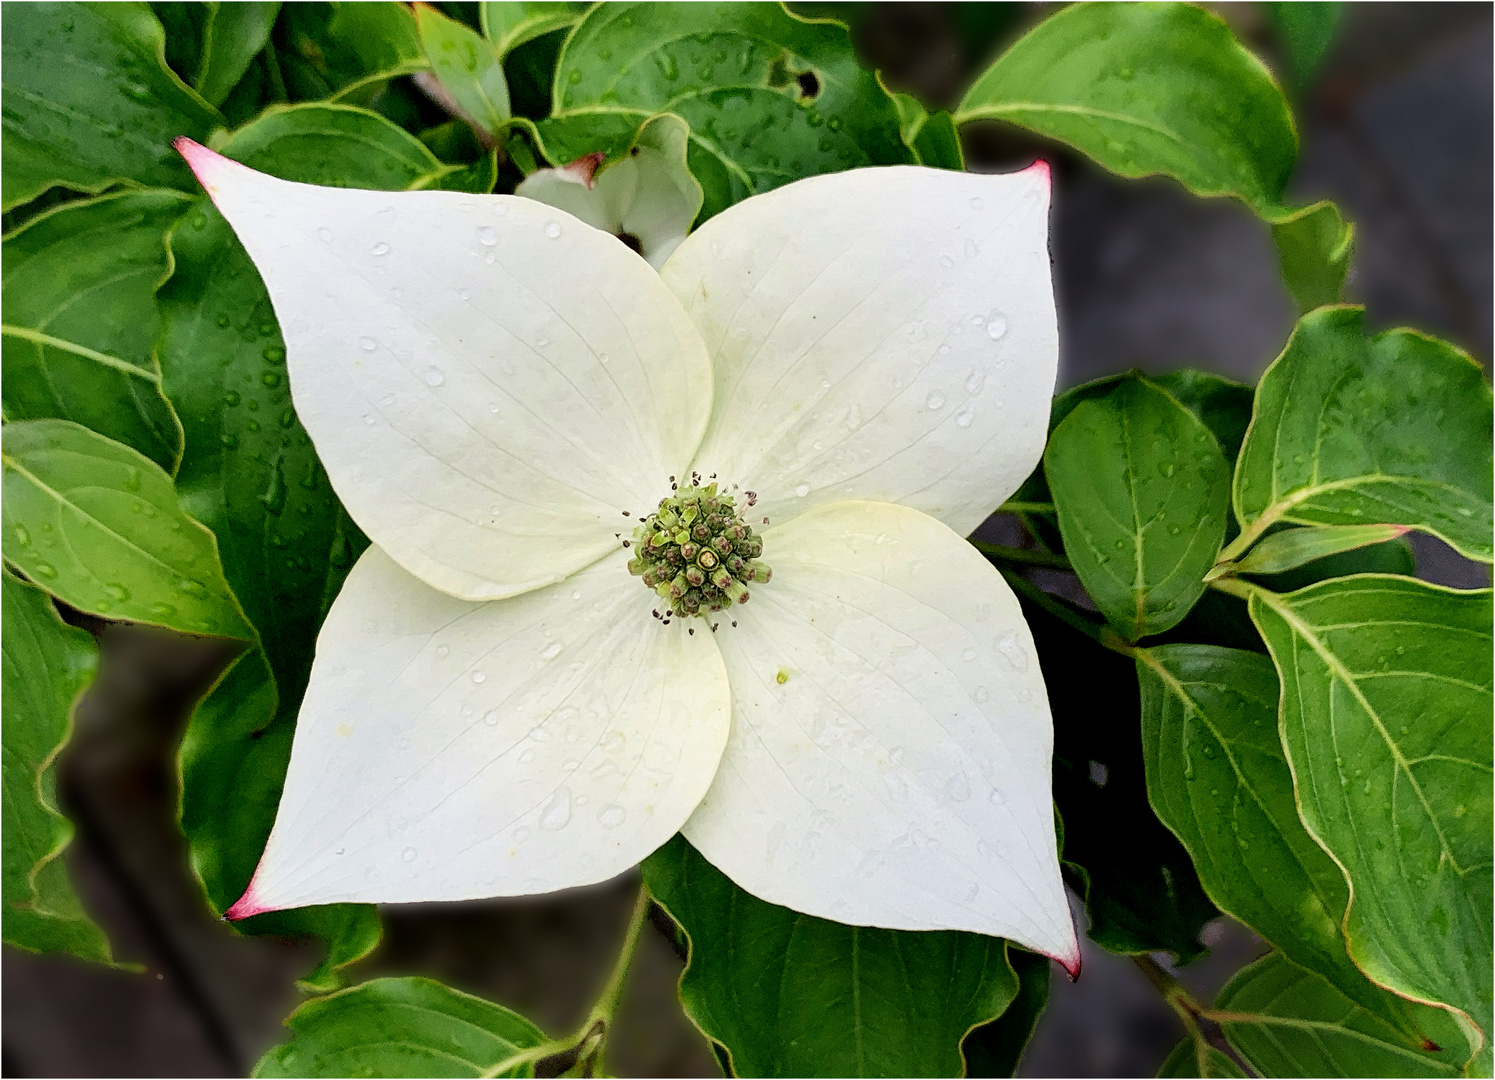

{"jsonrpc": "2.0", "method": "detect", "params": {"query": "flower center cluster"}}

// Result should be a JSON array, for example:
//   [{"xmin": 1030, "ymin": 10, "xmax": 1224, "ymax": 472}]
[{"xmin": 626, "ymin": 476, "xmax": 770, "ymax": 623}]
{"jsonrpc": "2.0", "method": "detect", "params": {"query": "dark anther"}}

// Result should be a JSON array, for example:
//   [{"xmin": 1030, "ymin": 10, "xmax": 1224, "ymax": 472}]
[
  {"xmin": 630, "ymin": 146, "xmax": 641, "ymax": 156},
  {"xmin": 689, "ymin": 627, "xmax": 695, "ymax": 635},
  {"xmin": 622, "ymin": 540, "xmax": 631, "ymax": 548},
  {"xmin": 617, "ymin": 231, "xmax": 643, "ymax": 254},
  {"xmin": 622, "ymin": 510, "xmax": 630, "ymax": 516},
  {"xmin": 796, "ymin": 70, "xmax": 820, "ymax": 99}
]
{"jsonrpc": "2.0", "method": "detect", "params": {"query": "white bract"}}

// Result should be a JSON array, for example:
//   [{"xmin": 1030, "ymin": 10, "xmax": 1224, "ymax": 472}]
[
  {"xmin": 179, "ymin": 138, "xmax": 1078, "ymax": 971},
  {"xmin": 514, "ymin": 114, "xmax": 702, "ymax": 269}
]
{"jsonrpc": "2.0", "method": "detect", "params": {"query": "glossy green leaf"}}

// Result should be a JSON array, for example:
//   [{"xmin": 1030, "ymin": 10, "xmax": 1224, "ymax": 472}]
[
  {"xmin": 1217, "ymin": 954, "xmax": 1469, "ymax": 1078},
  {"xmin": 643, "ymin": 835, "xmax": 1023, "ymax": 1077},
  {"xmin": 545, "ymin": 2, "xmax": 912, "ymax": 220},
  {"xmin": 195, "ymin": 1, "xmax": 281, "ymax": 108},
  {"xmin": 964, "ymin": 948, "xmax": 1051, "ymax": 1078},
  {"xmin": 1259, "ymin": 534, "xmax": 1414, "ymax": 594},
  {"xmin": 1, "ymin": 569, "xmax": 117, "ymax": 965},
  {"xmin": 1046, "ymin": 375, "xmax": 1231, "ymax": 640},
  {"xmin": 416, "ymin": 3, "xmax": 510, "ymax": 137},
  {"xmin": 2, "ymin": 419, "xmax": 253, "ymax": 639},
  {"xmin": 892, "ymin": 93, "xmax": 965, "ymax": 171},
  {"xmin": 273, "ymin": 1, "xmax": 426, "ymax": 104},
  {"xmin": 1232, "ymin": 306, "xmax": 1494, "ymax": 563},
  {"xmin": 1, "ymin": 1, "xmax": 221, "ymax": 209},
  {"xmin": 956, "ymin": 3, "xmax": 1296, "ymax": 214},
  {"xmin": 1269, "ymin": 200, "xmax": 1354, "ymax": 312},
  {"xmin": 1227, "ymin": 524, "xmax": 1410, "ymax": 578},
  {"xmin": 220, "ymin": 103, "xmax": 458, "ymax": 190},
  {"xmin": 254, "ymin": 977, "xmax": 547, "ymax": 1078},
  {"xmin": 1137, "ymin": 644, "xmax": 1430, "ymax": 1041},
  {"xmin": 1243, "ymin": 575, "xmax": 1493, "ymax": 1066},
  {"xmin": 1150, "ymin": 371, "xmax": 1255, "ymax": 467},
  {"xmin": 480, "ymin": 1, "xmax": 587, "ymax": 56},
  {"xmin": 2, "ymin": 189, "xmax": 189, "ymax": 470},
  {"xmin": 1014, "ymin": 588, "xmax": 1217, "ymax": 961},
  {"xmin": 1262, "ymin": 2, "xmax": 1343, "ymax": 87},
  {"xmin": 1157, "ymin": 1037, "xmax": 1246, "ymax": 1078}
]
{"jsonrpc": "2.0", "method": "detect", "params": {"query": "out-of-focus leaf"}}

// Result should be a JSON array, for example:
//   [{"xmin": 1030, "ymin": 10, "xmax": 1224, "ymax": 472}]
[
  {"xmin": 1262, "ymin": 2, "xmax": 1343, "ymax": 88},
  {"xmin": 1157, "ymin": 1036, "xmax": 1246, "ymax": 1078},
  {"xmin": 1269, "ymin": 200, "xmax": 1354, "ymax": 311},
  {"xmin": 963, "ymin": 948, "xmax": 1051, "ymax": 1077},
  {"xmin": 272, "ymin": 2, "xmax": 426, "ymax": 104},
  {"xmin": 479, "ymin": 1, "xmax": 587, "ymax": 56},
  {"xmin": 195, "ymin": 2, "xmax": 282, "ymax": 108},
  {"xmin": 416, "ymin": 3, "xmax": 510, "ymax": 138}
]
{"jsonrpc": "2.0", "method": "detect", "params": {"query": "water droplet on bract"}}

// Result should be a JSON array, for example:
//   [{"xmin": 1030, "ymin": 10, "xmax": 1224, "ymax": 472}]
[
  {"xmin": 528, "ymin": 726, "xmax": 550, "ymax": 742},
  {"xmin": 370, "ymin": 242, "xmax": 390, "ymax": 256},
  {"xmin": 477, "ymin": 226, "xmax": 498, "ymax": 246},
  {"xmin": 518, "ymin": 748, "xmax": 536, "ymax": 764},
  {"xmin": 945, "ymin": 773, "xmax": 971, "ymax": 801},
  {"xmin": 362, "ymin": 414, "xmax": 376, "ymax": 426},
  {"xmin": 544, "ymin": 221, "xmax": 562, "ymax": 239},
  {"xmin": 965, "ymin": 369, "xmax": 986, "ymax": 393},
  {"xmin": 424, "ymin": 367, "xmax": 445, "ymax": 387},
  {"xmin": 845, "ymin": 403, "xmax": 861, "ymax": 429},
  {"xmin": 535, "ymin": 335, "xmax": 549, "ymax": 348},
  {"xmin": 401, "ymin": 846, "xmax": 417, "ymax": 862},
  {"xmin": 539, "ymin": 640, "xmax": 563, "ymax": 661},
  {"xmin": 969, "ymin": 196, "xmax": 985, "ymax": 211},
  {"xmin": 483, "ymin": 709, "xmax": 500, "ymax": 726},
  {"xmin": 955, "ymin": 407, "xmax": 976, "ymax": 428},
  {"xmin": 940, "ymin": 255, "xmax": 955, "ymax": 268},
  {"xmin": 601, "ymin": 731, "xmax": 625, "ymax": 753},
  {"xmin": 883, "ymin": 772, "xmax": 908, "ymax": 802},
  {"xmin": 317, "ymin": 227, "xmax": 333, "ymax": 243},
  {"xmin": 973, "ymin": 685, "xmax": 990, "ymax": 703},
  {"xmin": 925, "ymin": 390, "xmax": 946, "ymax": 410},
  {"xmin": 989, "ymin": 788, "xmax": 1006, "ymax": 805},
  {"xmin": 794, "ymin": 482, "xmax": 811, "ymax": 498},
  {"xmin": 540, "ymin": 789, "xmax": 572, "ymax": 830},
  {"xmin": 964, "ymin": 238, "xmax": 979, "ymax": 258},
  {"xmin": 359, "ymin": 336, "xmax": 377, "ymax": 352},
  {"xmin": 937, "ymin": 344, "xmax": 951, "ymax": 356},
  {"xmin": 471, "ymin": 670, "xmax": 486, "ymax": 684},
  {"xmin": 986, "ymin": 313, "xmax": 1008, "ymax": 340},
  {"xmin": 995, "ymin": 631, "xmax": 1029, "ymax": 670},
  {"xmin": 598, "ymin": 805, "xmax": 627, "ymax": 829},
  {"xmin": 961, "ymin": 646, "xmax": 977, "ymax": 661}
]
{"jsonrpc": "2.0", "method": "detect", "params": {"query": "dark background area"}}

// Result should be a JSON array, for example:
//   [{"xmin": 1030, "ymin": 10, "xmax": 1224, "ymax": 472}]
[{"xmin": 4, "ymin": 3, "xmax": 1491, "ymax": 1077}]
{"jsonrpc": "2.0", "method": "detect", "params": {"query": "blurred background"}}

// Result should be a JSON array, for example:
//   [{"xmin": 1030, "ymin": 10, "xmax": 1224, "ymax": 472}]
[{"xmin": 3, "ymin": 3, "xmax": 1490, "ymax": 1076}]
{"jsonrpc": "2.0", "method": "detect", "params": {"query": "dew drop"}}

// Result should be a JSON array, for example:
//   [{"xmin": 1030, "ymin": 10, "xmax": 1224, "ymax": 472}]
[
  {"xmin": 424, "ymin": 367, "xmax": 445, "ymax": 387},
  {"xmin": 401, "ymin": 846, "xmax": 417, "ymax": 862},
  {"xmin": 518, "ymin": 749, "xmax": 536, "ymax": 764},
  {"xmin": 989, "ymin": 788, "xmax": 1006, "ymax": 805},
  {"xmin": 471, "ymin": 670, "xmax": 487, "ymax": 684},
  {"xmin": 598, "ymin": 805, "xmax": 627, "ymax": 829},
  {"xmin": 33, "ymin": 562, "xmax": 58, "ymax": 579},
  {"xmin": 539, "ymin": 640, "xmax": 563, "ymax": 661},
  {"xmin": 925, "ymin": 390, "xmax": 946, "ymax": 410},
  {"xmin": 317, "ymin": 227, "xmax": 333, "ymax": 243},
  {"xmin": 986, "ymin": 313, "xmax": 1008, "ymax": 340},
  {"xmin": 794, "ymin": 482, "xmax": 811, "ymax": 498},
  {"xmin": 529, "ymin": 726, "xmax": 550, "ymax": 742},
  {"xmin": 539, "ymin": 788, "xmax": 572, "ymax": 830},
  {"xmin": 961, "ymin": 646, "xmax": 978, "ymax": 661},
  {"xmin": 12, "ymin": 524, "xmax": 30, "ymax": 546},
  {"xmin": 362, "ymin": 414, "xmax": 376, "ymax": 426},
  {"xmin": 939, "ymin": 255, "xmax": 955, "ymax": 268},
  {"xmin": 968, "ymin": 196, "xmax": 985, "ymax": 211},
  {"xmin": 945, "ymin": 773, "xmax": 971, "ymax": 801},
  {"xmin": 514, "ymin": 826, "xmax": 531, "ymax": 842},
  {"xmin": 484, "ymin": 709, "xmax": 500, "ymax": 726},
  {"xmin": 359, "ymin": 336, "xmax": 377, "ymax": 352},
  {"xmin": 476, "ymin": 225, "xmax": 498, "ymax": 246},
  {"xmin": 995, "ymin": 631, "xmax": 1029, "ymax": 670},
  {"xmin": 544, "ymin": 221, "xmax": 562, "ymax": 239},
  {"xmin": 964, "ymin": 238, "xmax": 979, "ymax": 258},
  {"xmin": 955, "ymin": 407, "xmax": 976, "ymax": 428},
  {"xmin": 370, "ymin": 241, "xmax": 390, "ymax": 256}
]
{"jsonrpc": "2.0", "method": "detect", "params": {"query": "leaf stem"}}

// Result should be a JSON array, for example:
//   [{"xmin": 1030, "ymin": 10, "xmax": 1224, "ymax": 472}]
[
  {"xmin": 998, "ymin": 499, "xmax": 1057, "ymax": 515},
  {"xmin": 1131, "ymin": 955, "xmax": 1259, "ymax": 1077},
  {"xmin": 971, "ymin": 539, "xmax": 1072, "ymax": 570},
  {"xmin": 997, "ymin": 568, "xmax": 1136, "ymax": 658}
]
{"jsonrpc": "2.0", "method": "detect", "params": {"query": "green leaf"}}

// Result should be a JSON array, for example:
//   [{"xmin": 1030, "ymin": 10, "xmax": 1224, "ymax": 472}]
[
  {"xmin": 642, "ymin": 835, "xmax": 1023, "ymax": 1077},
  {"xmin": 1227, "ymin": 524, "xmax": 1411, "ymax": 578},
  {"xmin": 1014, "ymin": 589, "xmax": 1217, "ymax": 961},
  {"xmin": 1217, "ymin": 954, "xmax": 1469, "ymax": 1077},
  {"xmin": 1232, "ymin": 306, "xmax": 1494, "ymax": 563},
  {"xmin": 1258, "ymin": 533, "xmax": 1414, "ymax": 594},
  {"xmin": 956, "ymin": 3, "xmax": 1296, "ymax": 215},
  {"xmin": 480, "ymin": 1, "xmax": 588, "ymax": 56},
  {"xmin": 1046, "ymin": 374, "xmax": 1231, "ymax": 640},
  {"xmin": 545, "ymin": 2, "xmax": 912, "ymax": 220},
  {"xmin": 220, "ymin": 102, "xmax": 456, "ymax": 190},
  {"xmin": 1262, "ymin": 2, "xmax": 1343, "ymax": 88},
  {"xmin": 253, "ymin": 977, "xmax": 548, "ymax": 1077},
  {"xmin": 892, "ymin": 93, "xmax": 965, "ymax": 171},
  {"xmin": 1137, "ymin": 644, "xmax": 1431, "ymax": 1041},
  {"xmin": 273, "ymin": 1, "xmax": 426, "ymax": 104},
  {"xmin": 1157, "ymin": 1036, "xmax": 1246, "ymax": 1078},
  {"xmin": 2, "ymin": 419, "xmax": 254, "ymax": 639},
  {"xmin": 1149, "ymin": 371, "xmax": 1255, "ymax": 468},
  {"xmin": 416, "ymin": 3, "xmax": 511, "ymax": 137},
  {"xmin": 1269, "ymin": 200, "xmax": 1355, "ymax": 312},
  {"xmin": 1242, "ymin": 575, "xmax": 1493, "ymax": 1066},
  {"xmin": 2, "ymin": 189, "xmax": 190, "ymax": 470},
  {"xmin": 1, "ymin": 569, "xmax": 117, "ymax": 965},
  {"xmin": 195, "ymin": 2, "xmax": 282, "ymax": 108},
  {"xmin": 1, "ymin": 1, "xmax": 221, "ymax": 209},
  {"xmin": 963, "ymin": 948, "xmax": 1051, "ymax": 1077}
]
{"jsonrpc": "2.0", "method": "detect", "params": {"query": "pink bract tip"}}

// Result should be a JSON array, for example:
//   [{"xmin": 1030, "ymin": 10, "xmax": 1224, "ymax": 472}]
[
  {"xmin": 223, "ymin": 884, "xmax": 274, "ymax": 922},
  {"xmin": 1024, "ymin": 158, "xmax": 1052, "ymax": 189},
  {"xmin": 563, "ymin": 151, "xmax": 608, "ymax": 188}
]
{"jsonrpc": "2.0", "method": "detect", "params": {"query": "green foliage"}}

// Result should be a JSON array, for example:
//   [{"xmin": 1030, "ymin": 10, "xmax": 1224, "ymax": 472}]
[
  {"xmin": 2, "ymin": 190, "xmax": 190, "ymax": 470},
  {"xmin": 254, "ymin": 976, "xmax": 547, "ymax": 1077},
  {"xmin": 1, "ymin": 2, "xmax": 221, "ymax": 209},
  {"xmin": 271, "ymin": 2, "xmax": 425, "ymax": 104},
  {"xmin": 1269, "ymin": 200, "xmax": 1355, "ymax": 312},
  {"xmin": 416, "ymin": 3, "xmax": 511, "ymax": 138},
  {"xmin": 1226, "ymin": 523, "xmax": 1409, "ymax": 578},
  {"xmin": 543, "ymin": 2, "xmax": 912, "ymax": 219},
  {"xmin": 192, "ymin": 2, "xmax": 283, "ymax": 108},
  {"xmin": 1157, "ymin": 1037, "xmax": 1246, "ymax": 1078},
  {"xmin": 1232, "ymin": 306, "xmax": 1494, "ymax": 563},
  {"xmin": 2, "ymin": 419, "xmax": 253, "ymax": 639},
  {"xmin": 643, "ymin": 835, "xmax": 1026, "ymax": 1076},
  {"xmin": 1262, "ymin": 2, "xmax": 1344, "ymax": 88},
  {"xmin": 1046, "ymin": 375, "xmax": 1231, "ymax": 640},
  {"xmin": 1, "ymin": 569, "xmax": 118, "ymax": 965},
  {"xmin": 480, "ymin": 2, "xmax": 588, "ymax": 57}
]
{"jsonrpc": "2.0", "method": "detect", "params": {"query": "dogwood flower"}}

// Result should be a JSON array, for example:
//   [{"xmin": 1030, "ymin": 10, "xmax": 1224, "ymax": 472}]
[
  {"xmin": 178, "ymin": 138, "xmax": 1078, "ymax": 971},
  {"xmin": 515, "ymin": 115, "xmax": 702, "ymax": 269}
]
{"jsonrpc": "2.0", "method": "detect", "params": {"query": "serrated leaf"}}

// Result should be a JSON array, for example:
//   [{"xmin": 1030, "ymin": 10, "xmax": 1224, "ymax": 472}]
[
  {"xmin": 1046, "ymin": 374, "xmax": 1231, "ymax": 640},
  {"xmin": 1137, "ymin": 644, "xmax": 1431, "ymax": 1042},
  {"xmin": 1242, "ymin": 575, "xmax": 1493, "ymax": 1067},
  {"xmin": 480, "ymin": 1, "xmax": 588, "ymax": 57},
  {"xmin": 1015, "ymin": 591, "xmax": 1217, "ymax": 961},
  {"xmin": 1217, "ymin": 954, "xmax": 1469, "ymax": 1077},
  {"xmin": 956, "ymin": 3, "xmax": 1296, "ymax": 215},
  {"xmin": 195, "ymin": 2, "xmax": 281, "ymax": 108},
  {"xmin": 1157, "ymin": 1036, "xmax": 1246, "ymax": 1078},
  {"xmin": 1, "ymin": 569, "xmax": 118, "ymax": 965},
  {"xmin": 2, "ymin": 189, "xmax": 190, "ymax": 470},
  {"xmin": 2, "ymin": 419, "xmax": 253, "ymax": 639},
  {"xmin": 416, "ymin": 3, "xmax": 510, "ymax": 138},
  {"xmin": 1228, "ymin": 524, "xmax": 1410, "ymax": 578},
  {"xmin": 963, "ymin": 948, "xmax": 1051, "ymax": 1078},
  {"xmin": 1, "ymin": 1, "xmax": 221, "ymax": 209},
  {"xmin": 1232, "ymin": 306, "xmax": 1494, "ymax": 563},
  {"xmin": 1270, "ymin": 199, "xmax": 1354, "ymax": 311},
  {"xmin": 544, "ymin": 2, "xmax": 912, "ymax": 220},
  {"xmin": 642, "ymin": 835, "xmax": 1023, "ymax": 1077},
  {"xmin": 253, "ymin": 977, "xmax": 547, "ymax": 1078}
]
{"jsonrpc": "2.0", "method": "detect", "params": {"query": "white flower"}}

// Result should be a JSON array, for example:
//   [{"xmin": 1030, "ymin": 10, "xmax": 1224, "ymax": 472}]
[
  {"xmin": 514, "ymin": 114, "xmax": 702, "ymax": 268},
  {"xmin": 178, "ymin": 138, "xmax": 1077, "ymax": 971}
]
